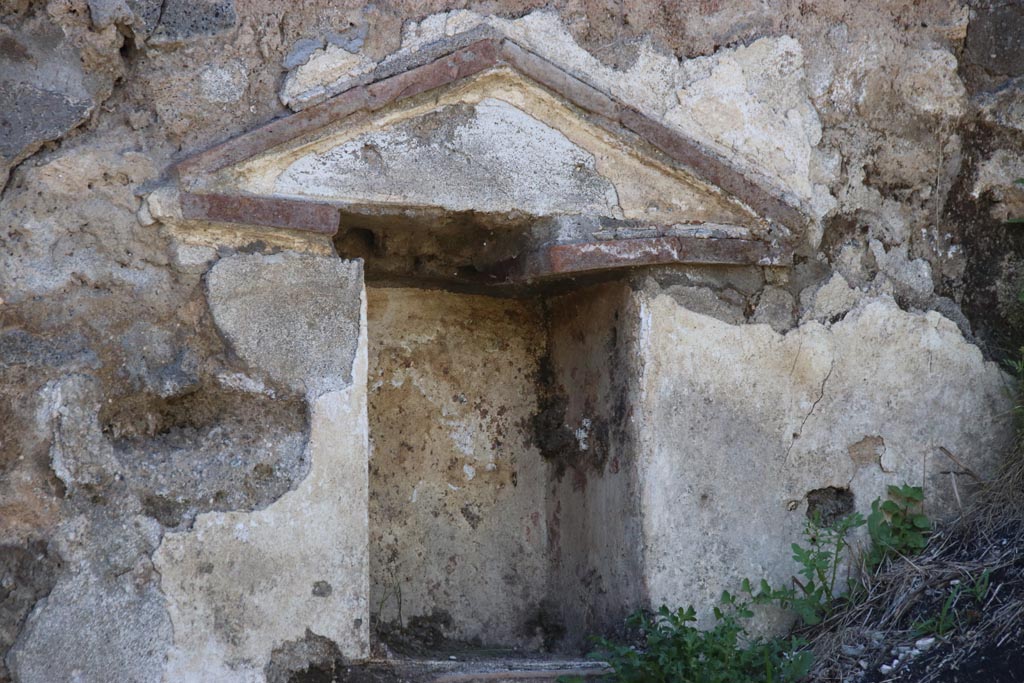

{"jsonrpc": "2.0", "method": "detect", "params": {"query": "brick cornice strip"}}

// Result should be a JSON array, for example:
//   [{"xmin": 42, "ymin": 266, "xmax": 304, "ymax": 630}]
[
  {"xmin": 180, "ymin": 192, "xmax": 340, "ymax": 235},
  {"xmin": 511, "ymin": 234, "xmax": 791, "ymax": 282}
]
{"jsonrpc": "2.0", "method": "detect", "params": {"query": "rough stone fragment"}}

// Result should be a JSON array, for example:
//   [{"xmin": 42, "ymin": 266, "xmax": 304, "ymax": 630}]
[
  {"xmin": 326, "ymin": 24, "xmax": 368, "ymax": 53},
  {"xmin": 894, "ymin": 49, "xmax": 967, "ymax": 118},
  {"xmin": 977, "ymin": 77, "xmax": 1024, "ymax": 134},
  {"xmin": 264, "ymin": 630, "xmax": 344, "ymax": 683},
  {"xmin": 661, "ymin": 285, "xmax": 746, "ymax": 325},
  {"xmin": 637, "ymin": 295, "xmax": 1012, "ymax": 628},
  {"xmin": 87, "ymin": 0, "xmax": 132, "ymax": 29},
  {"xmin": 800, "ymin": 272, "xmax": 862, "ymax": 323},
  {"xmin": 205, "ymin": 252, "xmax": 362, "ymax": 396},
  {"xmin": 9, "ymin": 566, "xmax": 171, "ymax": 683},
  {"xmin": 869, "ymin": 240, "xmax": 934, "ymax": 306},
  {"xmin": 0, "ymin": 144, "xmax": 161, "ymax": 303},
  {"xmin": 126, "ymin": 0, "xmax": 163, "ymax": 36},
  {"xmin": 0, "ymin": 540, "xmax": 59, "ymax": 682},
  {"xmin": 752, "ymin": 286, "xmax": 796, "ymax": 332},
  {"xmin": 41, "ymin": 375, "xmax": 120, "ymax": 492},
  {"xmin": 198, "ymin": 62, "xmax": 248, "ymax": 103},
  {"xmin": 963, "ymin": 1, "xmax": 1024, "ymax": 91},
  {"xmin": 283, "ymin": 38, "xmax": 325, "ymax": 70},
  {"xmin": 148, "ymin": 0, "xmax": 236, "ymax": 45},
  {"xmin": 973, "ymin": 149, "xmax": 1024, "ymax": 222},
  {"xmin": 8, "ymin": 515, "xmax": 172, "ymax": 683},
  {"xmin": 0, "ymin": 330, "xmax": 97, "ymax": 372},
  {"xmin": 0, "ymin": 20, "xmax": 100, "ymax": 187},
  {"xmin": 103, "ymin": 385, "xmax": 310, "ymax": 527}
]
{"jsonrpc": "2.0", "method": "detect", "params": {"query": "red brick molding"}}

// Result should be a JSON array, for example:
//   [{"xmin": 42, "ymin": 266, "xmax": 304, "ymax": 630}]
[
  {"xmin": 179, "ymin": 192, "xmax": 340, "ymax": 235},
  {"xmin": 510, "ymin": 235, "xmax": 791, "ymax": 283}
]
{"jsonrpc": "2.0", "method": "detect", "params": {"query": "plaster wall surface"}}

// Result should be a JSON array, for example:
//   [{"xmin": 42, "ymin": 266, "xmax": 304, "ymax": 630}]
[
  {"xmin": 636, "ymin": 293, "xmax": 1014, "ymax": 627},
  {"xmin": 366, "ymin": 287, "xmax": 549, "ymax": 649}
]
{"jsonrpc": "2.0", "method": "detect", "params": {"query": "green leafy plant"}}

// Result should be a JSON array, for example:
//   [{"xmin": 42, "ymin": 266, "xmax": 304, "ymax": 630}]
[
  {"xmin": 969, "ymin": 568, "xmax": 991, "ymax": 603},
  {"xmin": 579, "ymin": 486, "xmax": 930, "ymax": 683},
  {"xmin": 913, "ymin": 585, "xmax": 961, "ymax": 637},
  {"xmin": 581, "ymin": 602, "xmax": 812, "ymax": 683},
  {"xmin": 1004, "ymin": 348, "xmax": 1024, "ymax": 425},
  {"xmin": 866, "ymin": 484, "xmax": 930, "ymax": 570}
]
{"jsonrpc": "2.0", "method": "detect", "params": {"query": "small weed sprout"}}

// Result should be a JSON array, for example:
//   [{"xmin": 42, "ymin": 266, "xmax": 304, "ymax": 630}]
[{"xmin": 866, "ymin": 484, "xmax": 930, "ymax": 570}]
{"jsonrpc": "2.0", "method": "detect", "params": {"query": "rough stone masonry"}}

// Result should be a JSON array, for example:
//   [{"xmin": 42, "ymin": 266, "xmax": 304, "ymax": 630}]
[{"xmin": 1, "ymin": 1, "xmax": 1023, "ymax": 681}]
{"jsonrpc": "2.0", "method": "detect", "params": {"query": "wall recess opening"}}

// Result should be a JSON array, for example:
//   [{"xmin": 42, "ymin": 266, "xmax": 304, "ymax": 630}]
[{"xmin": 364, "ymin": 279, "xmax": 642, "ymax": 655}]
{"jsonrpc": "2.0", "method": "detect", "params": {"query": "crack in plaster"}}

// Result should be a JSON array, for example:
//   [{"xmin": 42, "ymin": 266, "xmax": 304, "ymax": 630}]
[{"xmin": 785, "ymin": 357, "xmax": 835, "ymax": 464}]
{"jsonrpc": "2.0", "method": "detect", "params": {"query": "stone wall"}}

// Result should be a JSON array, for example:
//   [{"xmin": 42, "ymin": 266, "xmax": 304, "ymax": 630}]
[{"xmin": 2, "ymin": 1, "xmax": 1023, "ymax": 681}]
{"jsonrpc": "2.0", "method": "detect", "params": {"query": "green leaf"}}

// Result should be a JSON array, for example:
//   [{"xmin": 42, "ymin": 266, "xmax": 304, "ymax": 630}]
[
  {"xmin": 912, "ymin": 514, "xmax": 931, "ymax": 529},
  {"xmin": 902, "ymin": 486, "xmax": 925, "ymax": 503}
]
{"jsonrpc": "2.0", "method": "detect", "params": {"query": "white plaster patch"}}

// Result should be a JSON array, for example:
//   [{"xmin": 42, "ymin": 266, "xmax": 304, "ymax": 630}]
[
  {"xmin": 665, "ymin": 36, "xmax": 826, "ymax": 212},
  {"xmin": 215, "ymin": 372, "xmax": 276, "ymax": 397},
  {"xmin": 281, "ymin": 44, "xmax": 374, "ymax": 109},
  {"xmin": 574, "ymin": 417, "xmax": 592, "ymax": 451}
]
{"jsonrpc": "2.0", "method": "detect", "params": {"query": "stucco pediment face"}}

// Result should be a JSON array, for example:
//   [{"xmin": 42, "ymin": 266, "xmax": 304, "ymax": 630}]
[{"xmin": 202, "ymin": 69, "xmax": 762, "ymax": 231}]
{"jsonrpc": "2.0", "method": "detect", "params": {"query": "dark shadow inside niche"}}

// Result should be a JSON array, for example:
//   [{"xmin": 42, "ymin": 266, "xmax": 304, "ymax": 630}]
[
  {"xmin": 333, "ymin": 208, "xmax": 536, "ymax": 293},
  {"xmin": 100, "ymin": 385, "xmax": 309, "ymax": 527}
]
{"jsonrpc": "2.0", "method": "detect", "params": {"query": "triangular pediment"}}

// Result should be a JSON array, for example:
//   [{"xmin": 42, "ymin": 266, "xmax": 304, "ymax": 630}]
[
  {"xmin": 174, "ymin": 39, "xmax": 806, "ymax": 284},
  {"xmin": 199, "ymin": 68, "xmax": 763, "ymax": 231}
]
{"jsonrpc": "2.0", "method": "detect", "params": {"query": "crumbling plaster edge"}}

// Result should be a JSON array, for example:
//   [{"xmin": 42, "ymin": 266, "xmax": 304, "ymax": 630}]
[{"xmin": 151, "ymin": 273, "xmax": 371, "ymax": 679}]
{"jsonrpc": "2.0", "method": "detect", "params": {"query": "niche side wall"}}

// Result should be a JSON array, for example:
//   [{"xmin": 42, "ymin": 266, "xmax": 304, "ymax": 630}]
[{"xmin": 544, "ymin": 282, "xmax": 646, "ymax": 650}]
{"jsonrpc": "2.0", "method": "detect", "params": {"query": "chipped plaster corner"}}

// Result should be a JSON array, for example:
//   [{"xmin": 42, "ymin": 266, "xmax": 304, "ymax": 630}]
[
  {"xmin": 154, "ymin": 284, "xmax": 370, "ymax": 681},
  {"xmin": 280, "ymin": 44, "xmax": 375, "ymax": 110}
]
